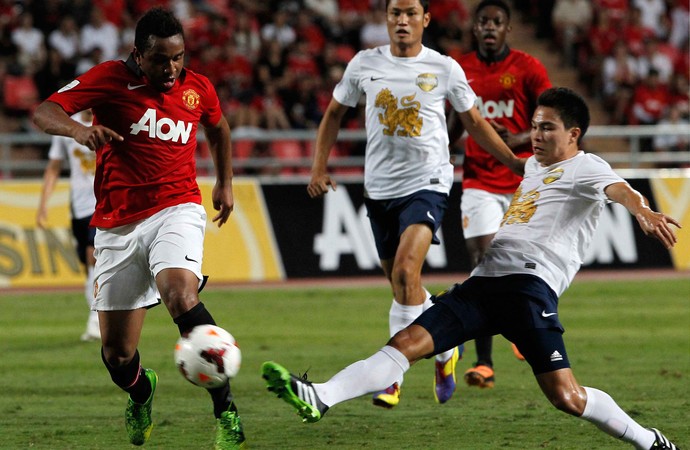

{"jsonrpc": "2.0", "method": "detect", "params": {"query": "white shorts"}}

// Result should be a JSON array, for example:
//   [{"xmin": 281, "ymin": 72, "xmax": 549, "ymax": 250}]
[
  {"xmin": 460, "ymin": 188, "xmax": 513, "ymax": 240},
  {"xmin": 92, "ymin": 203, "xmax": 206, "ymax": 311}
]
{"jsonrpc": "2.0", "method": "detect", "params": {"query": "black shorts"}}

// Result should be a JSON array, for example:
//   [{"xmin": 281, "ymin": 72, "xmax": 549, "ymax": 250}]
[
  {"xmin": 71, "ymin": 215, "xmax": 96, "ymax": 265},
  {"xmin": 413, "ymin": 274, "xmax": 571, "ymax": 375},
  {"xmin": 364, "ymin": 190, "xmax": 448, "ymax": 260}
]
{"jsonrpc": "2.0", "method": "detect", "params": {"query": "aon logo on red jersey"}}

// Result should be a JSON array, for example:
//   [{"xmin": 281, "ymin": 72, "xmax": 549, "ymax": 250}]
[
  {"xmin": 130, "ymin": 108, "xmax": 193, "ymax": 143},
  {"xmin": 476, "ymin": 98, "xmax": 514, "ymax": 119}
]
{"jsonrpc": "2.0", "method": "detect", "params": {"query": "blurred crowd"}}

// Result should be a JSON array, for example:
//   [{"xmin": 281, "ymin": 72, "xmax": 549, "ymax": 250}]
[
  {"xmin": 530, "ymin": 0, "xmax": 689, "ymax": 154},
  {"xmin": 0, "ymin": 0, "xmax": 688, "ymax": 171}
]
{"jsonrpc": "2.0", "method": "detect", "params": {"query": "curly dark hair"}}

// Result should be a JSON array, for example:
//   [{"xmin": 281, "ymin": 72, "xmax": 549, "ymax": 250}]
[{"xmin": 134, "ymin": 7, "xmax": 184, "ymax": 53}]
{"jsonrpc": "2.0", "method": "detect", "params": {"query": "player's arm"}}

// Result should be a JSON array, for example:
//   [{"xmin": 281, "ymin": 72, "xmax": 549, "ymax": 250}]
[
  {"xmin": 36, "ymin": 158, "xmax": 62, "ymax": 229},
  {"xmin": 33, "ymin": 101, "xmax": 123, "ymax": 150},
  {"xmin": 307, "ymin": 98, "xmax": 349, "ymax": 198},
  {"xmin": 605, "ymin": 181, "xmax": 681, "ymax": 249},
  {"xmin": 458, "ymin": 106, "xmax": 526, "ymax": 176},
  {"xmin": 204, "ymin": 115, "xmax": 234, "ymax": 228}
]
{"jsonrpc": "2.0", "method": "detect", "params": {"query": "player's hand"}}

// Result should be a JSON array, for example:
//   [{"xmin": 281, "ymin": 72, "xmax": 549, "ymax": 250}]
[
  {"xmin": 635, "ymin": 209, "xmax": 681, "ymax": 249},
  {"xmin": 489, "ymin": 120, "xmax": 520, "ymax": 149},
  {"xmin": 211, "ymin": 183, "xmax": 234, "ymax": 227},
  {"xmin": 75, "ymin": 125, "xmax": 124, "ymax": 151},
  {"xmin": 307, "ymin": 173, "xmax": 337, "ymax": 198}
]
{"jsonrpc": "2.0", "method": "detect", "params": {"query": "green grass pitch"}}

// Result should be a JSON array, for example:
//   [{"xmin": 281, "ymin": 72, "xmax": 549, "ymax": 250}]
[{"xmin": 1, "ymin": 277, "xmax": 688, "ymax": 449}]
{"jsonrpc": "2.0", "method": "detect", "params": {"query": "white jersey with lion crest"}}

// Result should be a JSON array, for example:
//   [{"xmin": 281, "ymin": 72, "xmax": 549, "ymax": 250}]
[
  {"xmin": 472, "ymin": 152, "xmax": 625, "ymax": 296},
  {"xmin": 333, "ymin": 45, "xmax": 476, "ymax": 200}
]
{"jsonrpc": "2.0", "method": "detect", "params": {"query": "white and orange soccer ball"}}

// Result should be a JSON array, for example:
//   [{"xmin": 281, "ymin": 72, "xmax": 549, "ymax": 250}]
[{"xmin": 174, "ymin": 325, "xmax": 241, "ymax": 388}]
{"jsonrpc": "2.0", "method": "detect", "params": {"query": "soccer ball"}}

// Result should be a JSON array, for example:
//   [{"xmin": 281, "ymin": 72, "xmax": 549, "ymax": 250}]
[{"xmin": 174, "ymin": 324, "xmax": 241, "ymax": 388}]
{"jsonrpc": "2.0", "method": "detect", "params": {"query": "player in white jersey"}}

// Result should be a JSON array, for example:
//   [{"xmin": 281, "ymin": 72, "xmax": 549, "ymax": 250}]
[
  {"xmin": 37, "ymin": 109, "xmax": 99, "ymax": 342},
  {"xmin": 307, "ymin": 0, "xmax": 524, "ymax": 407},
  {"xmin": 264, "ymin": 87, "xmax": 681, "ymax": 450}
]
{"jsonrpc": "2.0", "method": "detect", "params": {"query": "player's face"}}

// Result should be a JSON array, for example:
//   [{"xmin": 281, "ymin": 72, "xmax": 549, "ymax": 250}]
[
  {"xmin": 530, "ymin": 106, "xmax": 580, "ymax": 166},
  {"xmin": 473, "ymin": 6, "xmax": 510, "ymax": 56},
  {"xmin": 386, "ymin": 0, "xmax": 429, "ymax": 55},
  {"xmin": 135, "ymin": 34, "xmax": 185, "ymax": 92}
]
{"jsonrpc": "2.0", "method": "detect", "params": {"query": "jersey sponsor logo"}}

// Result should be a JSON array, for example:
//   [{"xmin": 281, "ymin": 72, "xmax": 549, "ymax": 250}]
[
  {"xmin": 375, "ymin": 88, "xmax": 423, "ymax": 137},
  {"xmin": 501, "ymin": 185, "xmax": 539, "ymax": 226},
  {"xmin": 476, "ymin": 97, "xmax": 515, "ymax": 119},
  {"xmin": 499, "ymin": 72, "xmax": 517, "ymax": 89},
  {"xmin": 127, "ymin": 83, "xmax": 146, "ymax": 90},
  {"xmin": 541, "ymin": 310, "xmax": 557, "ymax": 317},
  {"xmin": 543, "ymin": 167, "xmax": 564, "ymax": 184},
  {"xmin": 57, "ymin": 80, "xmax": 80, "ymax": 93},
  {"xmin": 370, "ymin": 76, "xmax": 384, "ymax": 81},
  {"xmin": 130, "ymin": 108, "xmax": 193, "ymax": 144},
  {"xmin": 416, "ymin": 73, "xmax": 438, "ymax": 92},
  {"xmin": 182, "ymin": 89, "xmax": 200, "ymax": 110}
]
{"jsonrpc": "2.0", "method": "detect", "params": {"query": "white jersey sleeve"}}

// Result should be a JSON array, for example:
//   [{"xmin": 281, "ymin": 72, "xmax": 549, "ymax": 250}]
[
  {"xmin": 472, "ymin": 152, "xmax": 625, "ymax": 296},
  {"xmin": 332, "ymin": 45, "xmax": 477, "ymax": 200}
]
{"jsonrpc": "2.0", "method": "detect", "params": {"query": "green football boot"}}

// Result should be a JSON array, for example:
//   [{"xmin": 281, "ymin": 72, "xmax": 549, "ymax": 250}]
[
  {"xmin": 125, "ymin": 368, "xmax": 158, "ymax": 446},
  {"xmin": 215, "ymin": 404, "xmax": 247, "ymax": 449}
]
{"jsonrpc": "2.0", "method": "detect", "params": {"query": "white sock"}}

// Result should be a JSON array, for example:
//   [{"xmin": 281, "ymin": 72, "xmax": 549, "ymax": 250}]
[
  {"xmin": 389, "ymin": 299, "xmax": 424, "ymax": 336},
  {"xmin": 314, "ymin": 346, "xmax": 409, "ymax": 407},
  {"xmin": 581, "ymin": 387, "xmax": 655, "ymax": 449}
]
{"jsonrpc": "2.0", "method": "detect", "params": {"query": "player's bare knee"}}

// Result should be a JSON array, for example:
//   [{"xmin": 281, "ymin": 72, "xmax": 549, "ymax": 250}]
[{"xmin": 548, "ymin": 388, "xmax": 586, "ymax": 416}]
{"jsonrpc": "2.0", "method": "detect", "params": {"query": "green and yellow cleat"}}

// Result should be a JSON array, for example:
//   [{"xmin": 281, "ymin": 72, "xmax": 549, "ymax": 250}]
[{"xmin": 125, "ymin": 368, "xmax": 158, "ymax": 446}]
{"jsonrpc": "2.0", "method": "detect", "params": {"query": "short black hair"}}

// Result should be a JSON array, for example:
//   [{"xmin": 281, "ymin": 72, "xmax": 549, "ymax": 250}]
[
  {"xmin": 385, "ymin": 0, "xmax": 430, "ymax": 13},
  {"xmin": 475, "ymin": 0, "xmax": 511, "ymax": 20},
  {"xmin": 537, "ymin": 87, "xmax": 590, "ymax": 142},
  {"xmin": 134, "ymin": 7, "xmax": 184, "ymax": 53}
]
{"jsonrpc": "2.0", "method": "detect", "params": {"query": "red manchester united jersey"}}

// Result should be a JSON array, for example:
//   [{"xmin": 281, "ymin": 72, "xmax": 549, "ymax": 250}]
[
  {"xmin": 458, "ymin": 49, "xmax": 551, "ymax": 193},
  {"xmin": 47, "ymin": 57, "xmax": 222, "ymax": 227}
]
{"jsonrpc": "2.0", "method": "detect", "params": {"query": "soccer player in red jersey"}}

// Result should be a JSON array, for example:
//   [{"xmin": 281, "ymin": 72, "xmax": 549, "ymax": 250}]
[
  {"xmin": 32, "ymin": 8, "xmax": 246, "ymax": 449},
  {"xmin": 452, "ymin": 0, "xmax": 552, "ymax": 389}
]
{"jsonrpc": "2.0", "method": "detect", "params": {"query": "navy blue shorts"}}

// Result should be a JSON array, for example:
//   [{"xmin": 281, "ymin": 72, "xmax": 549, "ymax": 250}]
[
  {"xmin": 364, "ymin": 190, "xmax": 447, "ymax": 260},
  {"xmin": 71, "ymin": 216, "xmax": 96, "ymax": 265},
  {"xmin": 413, "ymin": 274, "xmax": 571, "ymax": 375}
]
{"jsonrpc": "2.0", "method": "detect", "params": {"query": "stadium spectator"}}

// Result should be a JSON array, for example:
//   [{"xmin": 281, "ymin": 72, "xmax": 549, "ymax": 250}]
[
  {"xmin": 668, "ymin": 73, "xmax": 689, "ymax": 118},
  {"xmin": 668, "ymin": 0, "xmax": 690, "ymax": 49},
  {"xmin": 621, "ymin": 7, "xmax": 656, "ymax": 56},
  {"xmin": 295, "ymin": 9, "xmax": 327, "ymax": 56},
  {"xmin": 36, "ymin": 109, "xmax": 100, "ymax": 342},
  {"xmin": 262, "ymin": 87, "xmax": 682, "ymax": 450},
  {"xmin": 601, "ymin": 41, "xmax": 639, "ymax": 124},
  {"xmin": 359, "ymin": 8, "xmax": 388, "ymax": 48},
  {"xmin": 233, "ymin": 10, "xmax": 262, "ymax": 62},
  {"xmin": 79, "ymin": 6, "xmax": 120, "ymax": 62},
  {"xmin": 260, "ymin": 8, "xmax": 296, "ymax": 49},
  {"xmin": 253, "ymin": 81, "xmax": 292, "ymax": 130},
  {"xmin": 307, "ymin": 0, "xmax": 524, "ymax": 409},
  {"xmin": 32, "ymin": 7, "xmax": 246, "ymax": 448},
  {"xmin": 304, "ymin": 0, "xmax": 339, "ymax": 24},
  {"xmin": 594, "ymin": 0, "xmax": 629, "ymax": 25},
  {"xmin": 551, "ymin": 0, "xmax": 592, "ymax": 67},
  {"xmin": 10, "ymin": 12, "xmax": 45, "ymax": 74},
  {"xmin": 629, "ymin": 67, "xmax": 671, "ymax": 152},
  {"xmin": 48, "ymin": 15, "xmax": 80, "ymax": 65},
  {"xmin": 452, "ymin": 0, "xmax": 552, "ymax": 390},
  {"xmin": 636, "ymin": 36, "xmax": 674, "ymax": 85},
  {"xmin": 653, "ymin": 104, "xmax": 690, "ymax": 166},
  {"xmin": 632, "ymin": 0, "xmax": 667, "ymax": 37}
]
